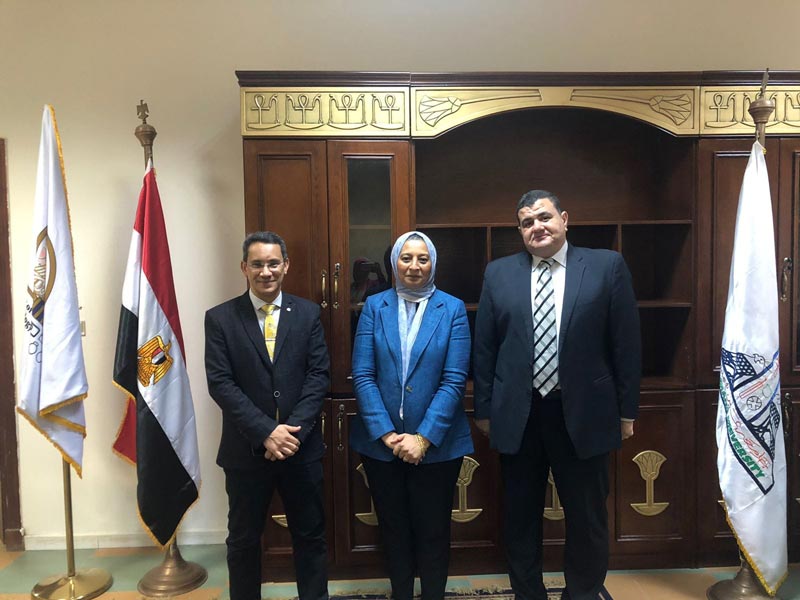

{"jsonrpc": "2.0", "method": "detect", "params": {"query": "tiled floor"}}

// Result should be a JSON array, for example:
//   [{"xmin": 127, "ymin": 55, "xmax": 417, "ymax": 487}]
[{"xmin": 0, "ymin": 545, "xmax": 797, "ymax": 599}]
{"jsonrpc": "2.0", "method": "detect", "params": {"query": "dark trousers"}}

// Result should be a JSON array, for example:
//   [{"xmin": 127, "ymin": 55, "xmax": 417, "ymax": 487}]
[
  {"xmin": 223, "ymin": 460, "xmax": 328, "ymax": 600},
  {"xmin": 500, "ymin": 392, "xmax": 609, "ymax": 600},
  {"xmin": 361, "ymin": 454, "xmax": 463, "ymax": 600}
]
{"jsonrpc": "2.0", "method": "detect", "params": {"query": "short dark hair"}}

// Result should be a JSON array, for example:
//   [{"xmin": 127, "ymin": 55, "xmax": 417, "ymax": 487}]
[
  {"xmin": 517, "ymin": 190, "xmax": 563, "ymax": 216},
  {"xmin": 242, "ymin": 231, "xmax": 288, "ymax": 261}
]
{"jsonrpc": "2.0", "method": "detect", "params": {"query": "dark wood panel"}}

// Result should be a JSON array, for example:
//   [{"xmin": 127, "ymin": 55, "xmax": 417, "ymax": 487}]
[
  {"xmin": 695, "ymin": 390, "xmax": 738, "ymax": 566},
  {"xmin": 0, "ymin": 139, "xmax": 22, "ymax": 551},
  {"xmin": 778, "ymin": 140, "xmax": 800, "ymax": 386},
  {"xmin": 414, "ymin": 108, "xmax": 695, "ymax": 225},
  {"xmin": 696, "ymin": 138, "xmax": 780, "ymax": 386},
  {"xmin": 237, "ymin": 71, "xmax": 800, "ymax": 90},
  {"xmin": 787, "ymin": 390, "xmax": 800, "ymax": 562},
  {"xmin": 610, "ymin": 391, "xmax": 696, "ymax": 567},
  {"xmin": 243, "ymin": 139, "xmax": 329, "ymax": 306}
]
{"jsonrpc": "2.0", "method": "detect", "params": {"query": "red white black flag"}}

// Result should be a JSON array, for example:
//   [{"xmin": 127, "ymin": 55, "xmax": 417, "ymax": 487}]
[{"xmin": 113, "ymin": 162, "xmax": 200, "ymax": 547}]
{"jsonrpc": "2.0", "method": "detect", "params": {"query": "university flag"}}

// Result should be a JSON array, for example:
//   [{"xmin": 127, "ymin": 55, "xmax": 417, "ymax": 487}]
[
  {"xmin": 112, "ymin": 162, "xmax": 201, "ymax": 547},
  {"xmin": 717, "ymin": 141, "xmax": 788, "ymax": 595},
  {"xmin": 18, "ymin": 105, "xmax": 87, "ymax": 475}
]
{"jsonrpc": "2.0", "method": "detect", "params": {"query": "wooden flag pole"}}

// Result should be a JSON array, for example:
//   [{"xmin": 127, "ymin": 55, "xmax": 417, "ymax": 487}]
[
  {"xmin": 706, "ymin": 69, "xmax": 780, "ymax": 600},
  {"xmin": 31, "ymin": 461, "xmax": 113, "ymax": 600},
  {"xmin": 133, "ymin": 100, "xmax": 207, "ymax": 597}
]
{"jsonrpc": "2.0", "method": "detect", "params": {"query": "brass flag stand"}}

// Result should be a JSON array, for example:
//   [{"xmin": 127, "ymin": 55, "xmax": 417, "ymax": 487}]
[
  {"xmin": 31, "ymin": 461, "xmax": 113, "ymax": 600},
  {"xmin": 706, "ymin": 70, "xmax": 783, "ymax": 600},
  {"xmin": 133, "ymin": 100, "xmax": 207, "ymax": 597}
]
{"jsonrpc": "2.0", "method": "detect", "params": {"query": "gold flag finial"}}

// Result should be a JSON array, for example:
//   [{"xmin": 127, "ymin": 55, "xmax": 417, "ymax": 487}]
[
  {"xmin": 748, "ymin": 69, "xmax": 775, "ymax": 149},
  {"xmin": 134, "ymin": 99, "xmax": 157, "ymax": 167}
]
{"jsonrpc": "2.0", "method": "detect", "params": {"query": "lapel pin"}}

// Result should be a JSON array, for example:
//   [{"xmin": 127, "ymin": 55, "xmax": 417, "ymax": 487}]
[{"xmin": 286, "ymin": 307, "xmax": 292, "ymax": 312}]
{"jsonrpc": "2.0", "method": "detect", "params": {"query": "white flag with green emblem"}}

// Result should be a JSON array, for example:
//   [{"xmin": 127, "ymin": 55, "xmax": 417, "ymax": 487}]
[
  {"xmin": 17, "ymin": 105, "xmax": 87, "ymax": 475},
  {"xmin": 717, "ymin": 141, "xmax": 787, "ymax": 596}
]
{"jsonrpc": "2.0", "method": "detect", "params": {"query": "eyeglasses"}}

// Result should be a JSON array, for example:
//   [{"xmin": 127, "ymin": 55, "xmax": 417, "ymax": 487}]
[{"xmin": 246, "ymin": 261, "xmax": 285, "ymax": 272}]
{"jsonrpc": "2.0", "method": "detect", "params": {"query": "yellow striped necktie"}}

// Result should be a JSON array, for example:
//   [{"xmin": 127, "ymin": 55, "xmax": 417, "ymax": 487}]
[{"xmin": 261, "ymin": 304, "xmax": 277, "ymax": 359}]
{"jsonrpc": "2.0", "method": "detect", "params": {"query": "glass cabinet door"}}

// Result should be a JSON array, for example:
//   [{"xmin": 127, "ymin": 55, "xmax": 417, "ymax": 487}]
[{"xmin": 327, "ymin": 141, "xmax": 411, "ymax": 394}]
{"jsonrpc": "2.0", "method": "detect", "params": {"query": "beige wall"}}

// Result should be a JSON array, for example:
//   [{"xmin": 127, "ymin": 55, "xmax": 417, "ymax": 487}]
[{"xmin": 1, "ymin": 0, "xmax": 798, "ymax": 548}]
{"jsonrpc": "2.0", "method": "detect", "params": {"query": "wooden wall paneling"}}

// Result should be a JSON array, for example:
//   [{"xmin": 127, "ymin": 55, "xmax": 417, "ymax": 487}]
[
  {"xmin": 778, "ymin": 140, "xmax": 800, "ymax": 386},
  {"xmin": 243, "ymin": 139, "xmax": 329, "ymax": 308},
  {"xmin": 414, "ymin": 109, "xmax": 694, "ymax": 226},
  {"xmin": 609, "ymin": 391, "xmax": 696, "ymax": 569},
  {"xmin": 695, "ymin": 139, "xmax": 780, "ymax": 387},
  {"xmin": 330, "ymin": 399, "xmax": 383, "ymax": 569},
  {"xmin": 0, "ymin": 139, "xmax": 23, "ymax": 550},
  {"xmin": 787, "ymin": 389, "xmax": 800, "ymax": 562},
  {"xmin": 695, "ymin": 390, "xmax": 738, "ymax": 566}
]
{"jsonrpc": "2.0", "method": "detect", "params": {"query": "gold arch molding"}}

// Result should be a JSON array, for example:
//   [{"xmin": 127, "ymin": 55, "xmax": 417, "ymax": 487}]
[{"xmin": 242, "ymin": 85, "xmax": 800, "ymax": 139}]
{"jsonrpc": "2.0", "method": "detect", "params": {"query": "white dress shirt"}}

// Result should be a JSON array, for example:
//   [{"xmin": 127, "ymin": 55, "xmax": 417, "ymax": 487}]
[
  {"xmin": 249, "ymin": 289, "xmax": 283, "ymax": 335},
  {"xmin": 530, "ymin": 241, "xmax": 568, "ymax": 351}
]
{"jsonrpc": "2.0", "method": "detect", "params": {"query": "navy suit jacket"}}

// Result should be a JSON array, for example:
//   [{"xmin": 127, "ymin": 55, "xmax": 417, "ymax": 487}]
[
  {"xmin": 473, "ymin": 245, "xmax": 641, "ymax": 459},
  {"xmin": 205, "ymin": 291, "xmax": 330, "ymax": 469},
  {"xmin": 350, "ymin": 289, "xmax": 474, "ymax": 463}
]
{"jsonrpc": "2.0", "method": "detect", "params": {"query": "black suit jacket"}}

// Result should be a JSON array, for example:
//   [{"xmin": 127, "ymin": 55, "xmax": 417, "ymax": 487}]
[
  {"xmin": 473, "ymin": 245, "xmax": 641, "ymax": 459},
  {"xmin": 205, "ymin": 291, "xmax": 330, "ymax": 469}
]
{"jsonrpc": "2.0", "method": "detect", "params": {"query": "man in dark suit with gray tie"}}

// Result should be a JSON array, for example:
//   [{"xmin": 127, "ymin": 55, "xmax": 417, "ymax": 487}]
[
  {"xmin": 205, "ymin": 231, "xmax": 330, "ymax": 600},
  {"xmin": 473, "ymin": 190, "xmax": 641, "ymax": 600}
]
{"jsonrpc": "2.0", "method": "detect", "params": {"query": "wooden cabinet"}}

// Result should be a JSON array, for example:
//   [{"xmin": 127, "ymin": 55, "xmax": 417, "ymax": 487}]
[{"xmin": 239, "ymin": 71, "xmax": 800, "ymax": 578}]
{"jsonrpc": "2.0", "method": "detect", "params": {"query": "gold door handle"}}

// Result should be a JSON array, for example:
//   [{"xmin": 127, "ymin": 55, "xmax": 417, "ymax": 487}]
[
  {"xmin": 337, "ymin": 403, "xmax": 345, "ymax": 451},
  {"xmin": 320, "ymin": 269, "xmax": 328, "ymax": 309},
  {"xmin": 333, "ymin": 263, "xmax": 341, "ymax": 309},
  {"xmin": 781, "ymin": 258, "xmax": 792, "ymax": 302}
]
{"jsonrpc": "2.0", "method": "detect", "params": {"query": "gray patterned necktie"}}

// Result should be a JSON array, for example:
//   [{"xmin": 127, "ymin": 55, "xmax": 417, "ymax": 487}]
[{"xmin": 533, "ymin": 259, "xmax": 558, "ymax": 396}]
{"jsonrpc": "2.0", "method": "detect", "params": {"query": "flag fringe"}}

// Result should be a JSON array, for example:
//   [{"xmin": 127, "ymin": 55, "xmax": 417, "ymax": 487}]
[
  {"xmin": 15, "ymin": 407, "xmax": 82, "ymax": 478},
  {"xmin": 44, "ymin": 411, "xmax": 87, "ymax": 435},
  {"xmin": 135, "ymin": 488, "xmax": 200, "ymax": 550},
  {"xmin": 721, "ymin": 502, "xmax": 788, "ymax": 596},
  {"xmin": 39, "ymin": 392, "xmax": 87, "ymax": 418}
]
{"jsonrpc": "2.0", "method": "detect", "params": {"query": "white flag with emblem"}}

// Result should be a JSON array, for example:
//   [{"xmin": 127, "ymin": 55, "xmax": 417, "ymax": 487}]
[
  {"xmin": 18, "ymin": 105, "xmax": 87, "ymax": 475},
  {"xmin": 717, "ymin": 141, "xmax": 787, "ymax": 595}
]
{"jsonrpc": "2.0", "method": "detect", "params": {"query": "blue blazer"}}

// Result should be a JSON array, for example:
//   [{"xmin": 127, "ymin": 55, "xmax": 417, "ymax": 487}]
[
  {"xmin": 350, "ymin": 288, "xmax": 474, "ymax": 463},
  {"xmin": 473, "ymin": 246, "xmax": 641, "ymax": 459}
]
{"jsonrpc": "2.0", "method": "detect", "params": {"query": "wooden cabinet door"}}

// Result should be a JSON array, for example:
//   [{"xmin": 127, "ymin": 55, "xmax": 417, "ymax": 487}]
[
  {"xmin": 326, "ymin": 141, "xmax": 411, "ymax": 395},
  {"xmin": 778, "ymin": 141, "xmax": 800, "ymax": 386},
  {"xmin": 243, "ymin": 139, "xmax": 330, "ymax": 320},
  {"xmin": 695, "ymin": 390, "xmax": 739, "ymax": 566},
  {"xmin": 609, "ymin": 391, "xmax": 696, "ymax": 568},
  {"xmin": 329, "ymin": 398, "xmax": 506, "ymax": 573},
  {"xmin": 696, "ymin": 139, "xmax": 780, "ymax": 386},
  {"xmin": 785, "ymin": 389, "xmax": 800, "ymax": 562}
]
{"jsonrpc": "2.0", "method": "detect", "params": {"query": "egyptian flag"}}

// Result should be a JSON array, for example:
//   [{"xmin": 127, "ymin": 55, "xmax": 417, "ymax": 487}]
[{"xmin": 113, "ymin": 161, "xmax": 201, "ymax": 547}]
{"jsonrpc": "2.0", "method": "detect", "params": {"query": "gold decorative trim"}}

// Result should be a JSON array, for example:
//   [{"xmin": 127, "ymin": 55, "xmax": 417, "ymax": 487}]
[
  {"xmin": 239, "ymin": 83, "xmax": 800, "ymax": 138},
  {"xmin": 411, "ymin": 86, "xmax": 699, "ymax": 137},
  {"xmin": 241, "ymin": 87, "xmax": 409, "ymax": 137},
  {"xmin": 272, "ymin": 514, "xmax": 288, "ymax": 528},
  {"xmin": 451, "ymin": 456, "xmax": 482, "ymax": 523},
  {"xmin": 701, "ymin": 86, "xmax": 800, "ymax": 135},
  {"xmin": 630, "ymin": 450, "xmax": 670, "ymax": 517},
  {"xmin": 355, "ymin": 463, "xmax": 379, "ymax": 526},
  {"xmin": 543, "ymin": 470, "xmax": 564, "ymax": 521}
]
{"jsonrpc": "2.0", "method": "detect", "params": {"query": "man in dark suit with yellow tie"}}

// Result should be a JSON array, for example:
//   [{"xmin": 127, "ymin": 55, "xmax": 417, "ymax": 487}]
[
  {"xmin": 473, "ymin": 190, "xmax": 641, "ymax": 600},
  {"xmin": 205, "ymin": 231, "xmax": 330, "ymax": 600}
]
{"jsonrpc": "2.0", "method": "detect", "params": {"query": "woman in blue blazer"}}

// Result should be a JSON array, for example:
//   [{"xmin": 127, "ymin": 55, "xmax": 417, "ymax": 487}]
[{"xmin": 351, "ymin": 231, "xmax": 473, "ymax": 600}]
